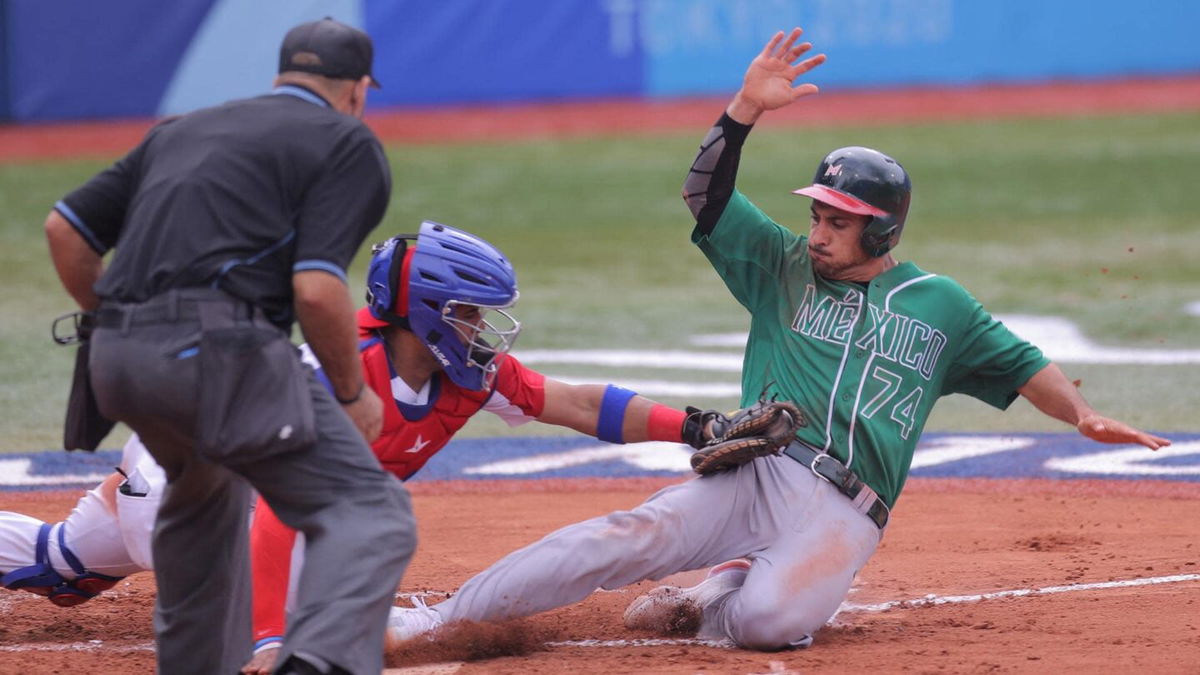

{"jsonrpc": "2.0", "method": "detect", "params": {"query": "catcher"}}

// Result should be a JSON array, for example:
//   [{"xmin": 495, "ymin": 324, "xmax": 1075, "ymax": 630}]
[{"xmin": 386, "ymin": 27, "xmax": 1168, "ymax": 650}]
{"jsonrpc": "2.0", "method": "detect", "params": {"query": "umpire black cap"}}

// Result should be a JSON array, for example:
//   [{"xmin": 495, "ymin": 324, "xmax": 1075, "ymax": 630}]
[{"xmin": 279, "ymin": 17, "xmax": 381, "ymax": 89}]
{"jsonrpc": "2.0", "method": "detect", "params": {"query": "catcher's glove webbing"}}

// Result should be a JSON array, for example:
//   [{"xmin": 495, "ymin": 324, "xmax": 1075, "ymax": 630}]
[{"xmin": 687, "ymin": 400, "xmax": 807, "ymax": 475}]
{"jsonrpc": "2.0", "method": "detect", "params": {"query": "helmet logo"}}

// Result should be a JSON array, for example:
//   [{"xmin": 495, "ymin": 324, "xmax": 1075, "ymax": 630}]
[
  {"xmin": 824, "ymin": 164, "xmax": 843, "ymax": 177},
  {"xmin": 426, "ymin": 341, "xmax": 452, "ymax": 368}
]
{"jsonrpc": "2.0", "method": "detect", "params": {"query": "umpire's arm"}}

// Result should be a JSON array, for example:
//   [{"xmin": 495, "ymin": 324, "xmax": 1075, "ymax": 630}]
[
  {"xmin": 45, "ymin": 210, "xmax": 103, "ymax": 311},
  {"xmin": 293, "ymin": 270, "xmax": 383, "ymax": 442}
]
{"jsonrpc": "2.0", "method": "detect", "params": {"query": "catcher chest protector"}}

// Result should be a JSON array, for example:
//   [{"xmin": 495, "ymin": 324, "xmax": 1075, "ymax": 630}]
[{"xmin": 793, "ymin": 146, "xmax": 912, "ymax": 257}]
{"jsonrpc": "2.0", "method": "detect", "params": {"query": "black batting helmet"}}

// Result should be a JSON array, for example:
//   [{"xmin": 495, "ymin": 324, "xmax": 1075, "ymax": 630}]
[{"xmin": 793, "ymin": 147, "xmax": 912, "ymax": 257}]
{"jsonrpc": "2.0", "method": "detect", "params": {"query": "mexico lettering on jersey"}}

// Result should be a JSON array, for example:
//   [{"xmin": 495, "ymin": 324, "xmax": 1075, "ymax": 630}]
[
  {"xmin": 254, "ymin": 310, "xmax": 547, "ymax": 646},
  {"xmin": 792, "ymin": 285, "xmax": 949, "ymax": 381},
  {"xmin": 694, "ymin": 190, "xmax": 1048, "ymax": 508}
]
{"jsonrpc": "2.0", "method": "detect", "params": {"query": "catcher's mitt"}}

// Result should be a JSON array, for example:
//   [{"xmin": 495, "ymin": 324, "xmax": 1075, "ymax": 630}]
[{"xmin": 688, "ymin": 400, "xmax": 807, "ymax": 475}]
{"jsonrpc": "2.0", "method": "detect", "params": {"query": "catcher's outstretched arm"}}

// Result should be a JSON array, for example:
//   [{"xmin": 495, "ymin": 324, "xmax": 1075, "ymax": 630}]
[{"xmin": 537, "ymin": 378, "xmax": 687, "ymax": 444}]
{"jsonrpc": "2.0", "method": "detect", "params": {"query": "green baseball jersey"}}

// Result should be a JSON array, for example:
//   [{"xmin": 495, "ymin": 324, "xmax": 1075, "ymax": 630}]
[{"xmin": 695, "ymin": 191, "xmax": 1049, "ymax": 507}]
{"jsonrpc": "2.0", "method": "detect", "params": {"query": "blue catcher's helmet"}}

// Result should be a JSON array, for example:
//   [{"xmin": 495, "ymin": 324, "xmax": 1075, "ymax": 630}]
[{"xmin": 364, "ymin": 221, "xmax": 521, "ymax": 390}]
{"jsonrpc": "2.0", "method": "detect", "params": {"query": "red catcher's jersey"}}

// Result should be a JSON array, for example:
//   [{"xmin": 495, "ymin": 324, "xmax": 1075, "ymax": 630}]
[{"xmin": 300, "ymin": 308, "xmax": 548, "ymax": 480}]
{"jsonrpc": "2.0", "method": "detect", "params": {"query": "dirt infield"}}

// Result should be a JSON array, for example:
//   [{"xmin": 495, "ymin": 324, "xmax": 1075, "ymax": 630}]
[
  {"xmin": 1, "ymin": 477, "xmax": 1197, "ymax": 674},
  {"xmin": 3, "ymin": 76, "xmax": 1200, "ymax": 163}
]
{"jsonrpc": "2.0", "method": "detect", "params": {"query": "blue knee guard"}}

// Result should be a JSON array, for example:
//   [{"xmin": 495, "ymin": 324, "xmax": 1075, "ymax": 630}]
[
  {"xmin": 2, "ymin": 524, "xmax": 67, "ymax": 595},
  {"xmin": 1, "ymin": 523, "xmax": 123, "ymax": 607}
]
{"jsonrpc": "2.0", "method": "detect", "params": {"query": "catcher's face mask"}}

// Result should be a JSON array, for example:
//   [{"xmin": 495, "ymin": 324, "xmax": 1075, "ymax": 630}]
[{"xmin": 442, "ymin": 299, "xmax": 521, "ymax": 391}]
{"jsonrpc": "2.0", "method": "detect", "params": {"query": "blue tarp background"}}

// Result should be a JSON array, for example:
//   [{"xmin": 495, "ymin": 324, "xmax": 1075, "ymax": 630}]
[{"xmin": 2, "ymin": 0, "xmax": 1198, "ymax": 121}]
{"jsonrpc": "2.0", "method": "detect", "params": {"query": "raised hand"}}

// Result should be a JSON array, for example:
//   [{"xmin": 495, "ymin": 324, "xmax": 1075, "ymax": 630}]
[{"xmin": 728, "ymin": 28, "xmax": 827, "ymax": 123}]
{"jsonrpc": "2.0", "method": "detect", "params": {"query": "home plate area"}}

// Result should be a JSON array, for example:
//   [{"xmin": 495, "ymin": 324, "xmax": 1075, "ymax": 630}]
[
  {"xmin": 381, "ymin": 478, "xmax": 1199, "ymax": 673},
  {"xmin": 1, "ymin": 436, "xmax": 1197, "ymax": 673}
]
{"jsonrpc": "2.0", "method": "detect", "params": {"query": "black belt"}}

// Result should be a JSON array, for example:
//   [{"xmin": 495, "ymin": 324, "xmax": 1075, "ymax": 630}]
[
  {"xmin": 95, "ymin": 289, "xmax": 257, "ymax": 330},
  {"xmin": 782, "ymin": 441, "xmax": 890, "ymax": 530}
]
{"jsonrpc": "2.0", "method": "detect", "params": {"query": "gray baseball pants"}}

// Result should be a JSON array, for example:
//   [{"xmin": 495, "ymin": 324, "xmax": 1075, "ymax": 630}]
[
  {"xmin": 436, "ymin": 453, "xmax": 882, "ymax": 649},
  {"xmin": 90, "ymin": 289, "xmax": 414, "ymax": 675}
]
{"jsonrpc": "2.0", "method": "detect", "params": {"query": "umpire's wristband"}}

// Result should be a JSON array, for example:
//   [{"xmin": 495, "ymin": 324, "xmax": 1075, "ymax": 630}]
[{"xmin": 335, "ymin": 382, "xmax": 365, "ymax": 405}]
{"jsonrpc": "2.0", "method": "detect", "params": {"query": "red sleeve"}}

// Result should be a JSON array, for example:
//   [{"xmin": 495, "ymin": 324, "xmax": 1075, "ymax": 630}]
[
  {"xmin": 251, "ymin": 496, "xmax": 299, "ymax": 644},
  {"xmin": 494, "ymin": 354, "xmax": 547, "ymax": 417}
]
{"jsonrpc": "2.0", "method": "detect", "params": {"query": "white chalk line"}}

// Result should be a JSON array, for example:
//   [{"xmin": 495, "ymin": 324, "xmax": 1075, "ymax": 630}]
[
  {"xmin": 547, "ymin": 637, "xmax": 734, "ymax": 649},
  {"xmin": 399, "ymin": 572, "xmax": 1200, "ymax": 651},
  {"xmin": 839, "ymin": 572, "xmax": 1200, "ymax": 614},
  {"xmin": 0, "ymin": 641, "xmax": 154, "ymax": 653},
  {"xmin": 8, "ymin": 573, "xmax": 1197, "ymax": 656},
  {"xmin": 396, "ymin": 590, "xmax": 452, "ymax": 602}
]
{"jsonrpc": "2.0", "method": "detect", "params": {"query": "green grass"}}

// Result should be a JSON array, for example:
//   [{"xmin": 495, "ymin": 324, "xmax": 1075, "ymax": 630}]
[{"xmin": 2, "ymin": 111, "xmax": 1197, "ymax": 451}]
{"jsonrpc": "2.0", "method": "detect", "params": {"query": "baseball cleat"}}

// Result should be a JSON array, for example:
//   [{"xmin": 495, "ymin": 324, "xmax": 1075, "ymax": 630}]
[
  {"xmin": 623, "ymin": 558, "xmax": 752, "ymax": 635},
  {"xmin": 385, "ymin": 596, "xmax": 444, "ymax": 644},
  {"xmin": 790, "ymin": 634, "xmax": 814, "ymax": 649}
]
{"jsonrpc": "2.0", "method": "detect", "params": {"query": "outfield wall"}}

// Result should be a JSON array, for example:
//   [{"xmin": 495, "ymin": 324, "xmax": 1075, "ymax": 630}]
[{"xmin": 1, "ymin": 0, "xmax": 1198, "ymax": 122}]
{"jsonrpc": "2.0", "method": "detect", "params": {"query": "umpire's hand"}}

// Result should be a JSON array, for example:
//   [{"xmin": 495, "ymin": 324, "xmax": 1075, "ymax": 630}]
[{"xmin": 342, "ymin": 386, "xmax": 383, "ymax": 442}]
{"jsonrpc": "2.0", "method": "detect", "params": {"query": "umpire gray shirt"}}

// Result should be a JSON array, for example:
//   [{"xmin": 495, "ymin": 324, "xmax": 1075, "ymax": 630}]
[{"xmin": 54, "ymin": 85, "xmax": 391, "ymax": 328}]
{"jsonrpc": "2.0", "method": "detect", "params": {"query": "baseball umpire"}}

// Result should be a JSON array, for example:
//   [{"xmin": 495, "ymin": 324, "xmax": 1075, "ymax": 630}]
[
  {"xmin": 386, "ymin": 27, "xmax": 1170, "ymax": 650},
  {"xmin": 43, "ymin": 18, "xmax": 413, "ymax": 675}
]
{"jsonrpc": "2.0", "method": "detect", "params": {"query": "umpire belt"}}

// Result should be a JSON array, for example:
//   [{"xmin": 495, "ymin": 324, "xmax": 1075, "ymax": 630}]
[
  {"xmin": 95, "ymin": 288, "xmax": 261, "ymax": 332},
  {"xmin": 782, "ymin": 441, "xmax": 890, "ymax": 530}
]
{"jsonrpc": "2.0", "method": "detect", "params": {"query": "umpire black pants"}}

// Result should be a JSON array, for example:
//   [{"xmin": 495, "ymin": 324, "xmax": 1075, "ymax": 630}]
[{"xmin": 90, "ymin": 289, "xmax": 415, "ymax": 675}]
